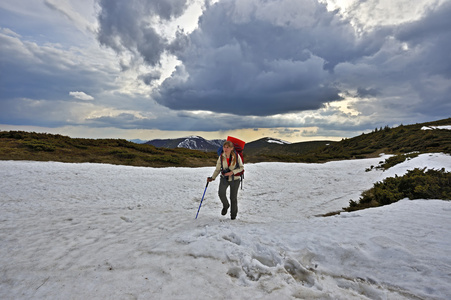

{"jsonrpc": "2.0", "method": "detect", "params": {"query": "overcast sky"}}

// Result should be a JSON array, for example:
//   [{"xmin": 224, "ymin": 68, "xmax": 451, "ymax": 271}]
[{"xmin": 0, "ymin": 0, "xmax": 450, "ymax": 142}]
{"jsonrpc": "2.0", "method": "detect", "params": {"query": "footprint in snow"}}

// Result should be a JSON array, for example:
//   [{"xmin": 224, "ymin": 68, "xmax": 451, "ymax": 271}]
[
  {"xmin": 222, "ymin": 232, "xmax": 241, "ymax": 245},
  {"xmin": 120, "ymin": 216, "xmax": 132, "ymax": 223},
  {"xmin": 284, "ymin": 258, "xmax": 315, "ymax": 287}
]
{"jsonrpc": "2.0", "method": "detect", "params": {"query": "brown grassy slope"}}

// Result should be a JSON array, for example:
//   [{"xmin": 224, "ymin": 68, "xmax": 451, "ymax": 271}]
[
  {"xmin": 0, "ymin": 131, "xmax": 217, "ymax": 167},
  {"xmin": 254, "ymin": 118, "xmax": 451, "ymax": 163}
]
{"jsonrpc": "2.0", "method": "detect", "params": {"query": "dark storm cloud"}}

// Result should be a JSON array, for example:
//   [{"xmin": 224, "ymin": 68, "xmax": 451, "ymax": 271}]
[
  {"xmin": 394, "ymin": 1, "xmax": 451, "ymax": 79},
  {"xmin": 94, "ymin": 0, "xmax": 377, "ymax": 116},
  {"xmin": 95, "ymin": 0, "xmax": 450, "ymax": 125},
  {"xmin": 96, "ymin": 0, "xmax": 189, "ymax": 67},
  {"xmin": 151, "ymin": 0, "xmax": 387, "ymax": 116},
  {"xmin": 338, "ymin": 0, "xmax": 451, "ymax": 121}
]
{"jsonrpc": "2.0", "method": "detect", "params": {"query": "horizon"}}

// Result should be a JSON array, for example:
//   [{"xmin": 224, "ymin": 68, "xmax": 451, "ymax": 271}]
[
  {"xmin": 2, "ymin": 116, "xmax": 448, "ymax": 144},
  {"xmin": 0, "ymin": 123, "xmax": 343, "ymax": 144},
  {"xmin": 0, "ymin": 125, "xmax": 332, "ymax": 144}
]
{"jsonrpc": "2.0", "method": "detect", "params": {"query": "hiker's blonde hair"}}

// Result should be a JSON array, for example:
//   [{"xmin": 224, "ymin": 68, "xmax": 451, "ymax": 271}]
[{"xmin": 223, "ymin": 141, "xmax": 237, "ymax": 165}]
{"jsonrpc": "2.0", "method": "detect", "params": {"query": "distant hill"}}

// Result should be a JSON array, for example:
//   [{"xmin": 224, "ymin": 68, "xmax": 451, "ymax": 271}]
[
  {"xmin": 263, "ymin": 118, "xmax": 451, "ymax": 163},
  {"xmin": 0, "ymin": 132, "xmax": 217, "ymax": 168},
  {"xmin": 245, "ymin": 137, "xmax": 335, "ymax": 158},
  {"xmin": 128, "ymin": 139, "xmax": 148, "ymax": 144}
]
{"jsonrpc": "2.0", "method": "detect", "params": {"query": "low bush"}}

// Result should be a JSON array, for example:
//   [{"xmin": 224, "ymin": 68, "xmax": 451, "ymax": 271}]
[
  {"xmin": 109, "ymin": 150, "xmax": 137, "ymax": 160},
  {"xmin": 345, "ymin": 168, "xmax": 451, "ymax": 212},
  {"xmin": 375, "ymin": 153, "xmax": 420, "ymax": 170},
  {"xmin": 22, "ymin": 141, "xmax": 56, "ymax": 152}
]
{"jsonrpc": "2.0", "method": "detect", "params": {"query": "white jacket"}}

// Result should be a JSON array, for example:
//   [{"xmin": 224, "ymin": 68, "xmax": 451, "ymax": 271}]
[{"xmin": 211, "ymin": 153, "xmax": 244, "ymax": 181}]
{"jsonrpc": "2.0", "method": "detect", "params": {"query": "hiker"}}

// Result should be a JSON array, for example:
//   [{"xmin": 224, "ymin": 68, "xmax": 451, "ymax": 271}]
[{"xmin": 207, "ymin": 141, "xmax": 244, "ymax": 220}]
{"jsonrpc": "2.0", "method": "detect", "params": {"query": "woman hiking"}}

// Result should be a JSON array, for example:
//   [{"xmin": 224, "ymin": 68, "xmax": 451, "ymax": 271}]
[{"xmin": 207, "ymin": 140, "xmax": 244, "ymax": 220}]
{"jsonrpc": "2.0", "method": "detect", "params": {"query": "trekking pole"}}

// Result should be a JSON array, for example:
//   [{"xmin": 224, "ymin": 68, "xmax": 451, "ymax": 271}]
[{"xmin": 195, "ymin": 181, "xmax": 209, "ymax": 219}]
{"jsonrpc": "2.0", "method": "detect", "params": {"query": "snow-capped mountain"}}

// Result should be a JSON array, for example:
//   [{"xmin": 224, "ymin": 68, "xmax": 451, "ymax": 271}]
[{"xmin": 146, "ymin": 136, "xmax": 225, "ymax": 151}]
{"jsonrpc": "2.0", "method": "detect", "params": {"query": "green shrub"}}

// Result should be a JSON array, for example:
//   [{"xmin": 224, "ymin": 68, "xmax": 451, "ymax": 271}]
[
  {"xmin": 23, "ymin": 141, "xmax": 56, "ymax": 152},
  {"xmin": 345, "ymin": 168, "xmax": 451, "ymax": 212},
  {"xmin": 108, "ymin": 150, "xmax": 137, "ymax": 160},
  {"xmin": 376, "ymin": 153, "xmax": 420, "ymax": 170}
]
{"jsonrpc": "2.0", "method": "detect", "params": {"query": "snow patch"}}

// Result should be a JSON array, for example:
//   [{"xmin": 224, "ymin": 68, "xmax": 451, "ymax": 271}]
[
  {"xmin": 421, "ymin": 125, "xmax": 451, "ymax": 130},
  {"xmin": 266, "ymin": 138, "xmax": 291, "ymax": 145},
  {"xmin": 1, "ymin": 153, "xmax": 450, "ymax": 299}
]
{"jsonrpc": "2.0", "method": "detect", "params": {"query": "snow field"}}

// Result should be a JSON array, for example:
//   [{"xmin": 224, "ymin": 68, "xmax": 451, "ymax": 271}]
[{"xmin": 0, "ymin": 153, "xmax": 450, "ymax": 299}]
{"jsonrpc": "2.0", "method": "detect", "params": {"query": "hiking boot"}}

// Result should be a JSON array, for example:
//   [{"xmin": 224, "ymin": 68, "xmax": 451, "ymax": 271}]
[{"xmin": 221, "ymin": 206, "xmax": 229, "ymax": 215}]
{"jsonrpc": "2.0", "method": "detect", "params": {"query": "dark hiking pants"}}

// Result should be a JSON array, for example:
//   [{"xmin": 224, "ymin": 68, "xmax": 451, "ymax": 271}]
[{"xmin": 218, "ymin": 176, "xmax": 240, "ymax": 218}]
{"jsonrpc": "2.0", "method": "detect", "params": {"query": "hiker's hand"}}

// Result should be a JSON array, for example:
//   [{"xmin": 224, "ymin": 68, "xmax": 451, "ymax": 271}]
[
  {"xmin": 207, "ymin": 177, "xmax": 213, "ymax": 182},
  {"xmin": 223, "ymin": 171, "xmax": 233, "ymax": 177}
]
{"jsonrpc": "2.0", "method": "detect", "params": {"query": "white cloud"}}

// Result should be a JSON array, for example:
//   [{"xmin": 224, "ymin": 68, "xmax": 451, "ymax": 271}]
[
  {"xmin": 69, "ymin": 91, "xmax": 94, "ymax": 101},
  {"xmin": 320, "ymin": 0, "xmax": 449, "ymax": 32}
]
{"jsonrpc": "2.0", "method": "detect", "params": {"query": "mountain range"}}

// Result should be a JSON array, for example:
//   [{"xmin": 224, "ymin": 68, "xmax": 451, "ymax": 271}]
[
  {"xmin": 140, "ymin": 118, "xmax": 451, "ymax": 159},
  {"xmin": 142, "ymin": 135, "xmax": 335, "ymax": 157}
]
